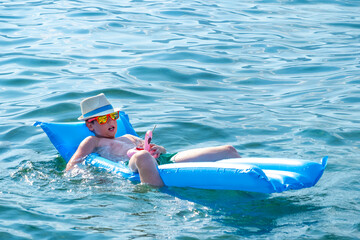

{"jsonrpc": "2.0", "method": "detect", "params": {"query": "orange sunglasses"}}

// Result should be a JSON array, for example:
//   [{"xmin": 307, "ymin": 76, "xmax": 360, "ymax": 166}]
[{"xmin": 87, "ymin": 111, "xmax": 120, "ymax": 125}]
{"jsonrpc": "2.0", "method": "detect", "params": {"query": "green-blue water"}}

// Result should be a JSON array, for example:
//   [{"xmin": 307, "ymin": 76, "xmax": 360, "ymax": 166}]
[{"xmin": 1, "ymin": 0, "xmax": 359, "ymax": 239}]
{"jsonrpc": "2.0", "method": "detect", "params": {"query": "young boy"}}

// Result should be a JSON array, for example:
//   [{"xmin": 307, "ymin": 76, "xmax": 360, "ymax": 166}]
[{"xmin": 66, "ymin": 93, "xmax": 241, "ymax": 187}]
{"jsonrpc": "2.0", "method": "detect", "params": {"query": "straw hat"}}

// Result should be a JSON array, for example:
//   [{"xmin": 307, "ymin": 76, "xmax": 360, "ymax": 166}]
[{"xmin": 78, "ymin": 93, "xmax": 120, "ymax": 121}]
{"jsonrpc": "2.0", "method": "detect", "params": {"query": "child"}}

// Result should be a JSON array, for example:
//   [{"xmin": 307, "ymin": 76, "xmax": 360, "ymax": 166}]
[{"xmin": 66, "ymin": 93, "xmax": 241, "ymax": 187}]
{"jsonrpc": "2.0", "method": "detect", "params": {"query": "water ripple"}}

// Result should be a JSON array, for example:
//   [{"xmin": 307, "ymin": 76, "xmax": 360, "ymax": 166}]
[{"xmin": 0, "ymin": 57, "xmax": 68, "ymax": 67}]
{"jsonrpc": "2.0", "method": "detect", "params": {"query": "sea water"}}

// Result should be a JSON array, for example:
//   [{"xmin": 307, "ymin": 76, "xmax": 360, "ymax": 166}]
[{"xmin": 1, "ymin": 0, "xmax": 359, "ymax": 239}]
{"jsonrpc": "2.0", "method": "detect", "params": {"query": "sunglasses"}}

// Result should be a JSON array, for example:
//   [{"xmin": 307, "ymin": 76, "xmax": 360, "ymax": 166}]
[{"xmin": 87, "ymin": 111, "xmax": 120, "ymax": 125}]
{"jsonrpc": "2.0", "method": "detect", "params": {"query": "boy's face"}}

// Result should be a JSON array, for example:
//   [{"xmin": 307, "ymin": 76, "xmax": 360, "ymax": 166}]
[{"xmin": 86, "ymin": 117, "xmax": 117, "ymax": 139}]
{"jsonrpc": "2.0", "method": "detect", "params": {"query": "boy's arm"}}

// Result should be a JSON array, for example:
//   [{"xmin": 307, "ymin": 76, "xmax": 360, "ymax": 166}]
[{"xmin": 65, "ymin": 136, "xmax": 98, "ymax": 171}]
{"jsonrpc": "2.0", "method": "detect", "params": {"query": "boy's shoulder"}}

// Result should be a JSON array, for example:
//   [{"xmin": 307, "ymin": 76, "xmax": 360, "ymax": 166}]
[
  {"xmin": 81, "ymin": 135, "xmax": 100, "ymax": 145},
  {"xmin": 122, "ymin": 134, "xmax": 135, "ymax": 138}
]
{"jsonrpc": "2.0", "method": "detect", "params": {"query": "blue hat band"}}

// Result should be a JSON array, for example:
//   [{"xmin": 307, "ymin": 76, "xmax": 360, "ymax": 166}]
[{"xmin": 83, "ymin": 104, "xmax": 113, "ymax": 118}]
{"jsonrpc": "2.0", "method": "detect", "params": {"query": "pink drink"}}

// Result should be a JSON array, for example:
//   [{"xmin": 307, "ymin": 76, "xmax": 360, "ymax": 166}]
[
  {"xmin": 127, "ymin": 125, "xmax": 156, "ymax": 158},
  {"xmin": 144, "ymin": 130, "xmax": 153, "ymax": 152}
]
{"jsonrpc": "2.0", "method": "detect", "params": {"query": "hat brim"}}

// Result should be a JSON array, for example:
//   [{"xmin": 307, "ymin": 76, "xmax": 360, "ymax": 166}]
[{"xmin": 78, "ymin": 107, "xmax": 121, "ymax": 121}]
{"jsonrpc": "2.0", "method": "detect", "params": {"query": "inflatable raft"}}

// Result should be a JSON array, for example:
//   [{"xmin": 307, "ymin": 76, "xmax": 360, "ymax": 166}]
[{"xmin": 34, "ymin": 111, "xmax": 327, "ymax": 193}]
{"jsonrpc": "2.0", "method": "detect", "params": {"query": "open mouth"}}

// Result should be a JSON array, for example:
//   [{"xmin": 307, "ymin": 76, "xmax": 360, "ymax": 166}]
[{"xmin": 108, "ymin": 126, "xmax": 115, "ymax": 131}]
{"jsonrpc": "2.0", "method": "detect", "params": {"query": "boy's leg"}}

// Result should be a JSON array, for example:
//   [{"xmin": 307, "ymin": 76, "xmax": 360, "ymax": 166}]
[
  {"xmin": 173, "ymin": 145, "xmax": 240, "ymax": 163},
  {"xmin": 129, "ymin": 150, "xmax": 164, "ymax": 187}
]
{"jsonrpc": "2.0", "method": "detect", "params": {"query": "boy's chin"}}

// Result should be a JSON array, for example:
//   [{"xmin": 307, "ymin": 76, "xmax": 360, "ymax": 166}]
[{"xmin": 107, "ymin": 131, "xmax": 116, "ymax": 138}]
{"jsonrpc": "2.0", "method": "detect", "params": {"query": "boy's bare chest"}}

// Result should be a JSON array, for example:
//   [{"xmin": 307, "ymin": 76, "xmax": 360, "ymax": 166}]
[{"xmin": 97, "ymin": 136, "xmax": 137, "ymax": 159}]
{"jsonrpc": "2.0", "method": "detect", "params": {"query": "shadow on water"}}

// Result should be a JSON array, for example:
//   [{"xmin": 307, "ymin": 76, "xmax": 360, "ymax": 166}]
[{"xmin": 161, "ymin": 186, "xmax": 320, "ymax": 235}]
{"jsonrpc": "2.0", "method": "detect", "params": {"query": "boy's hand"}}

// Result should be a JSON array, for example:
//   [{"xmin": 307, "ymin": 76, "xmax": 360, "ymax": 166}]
[
  {"xmin": 136, "ymin": 143, "xmax": 144, "ymax": 150},
  {"xmin": 149, "ymin": 144, "xmax": 166, "ymax": 159}
]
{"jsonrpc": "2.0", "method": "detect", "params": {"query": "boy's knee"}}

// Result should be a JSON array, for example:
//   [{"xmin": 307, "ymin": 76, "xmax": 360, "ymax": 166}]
[
  {"xmin": 223, "ymin": 145, "xmax": 234, "ymax": 152},
  {"xmin": 223, "ymin": 145, "xmax": 240, "ymax": 157},
  {"xmin": 134, "ymin": 150, "xmax": 155, "ymax": 168},
  {"xmin": 135, "ymin": 150, "xmax": 151, "ymax": 158}
]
